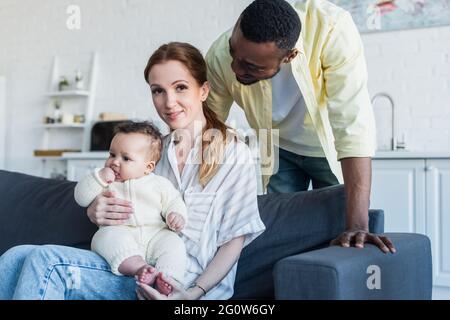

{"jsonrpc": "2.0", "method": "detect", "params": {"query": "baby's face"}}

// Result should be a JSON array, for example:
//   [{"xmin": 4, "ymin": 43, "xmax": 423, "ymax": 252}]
[{"xmin": 105, "ymin": 133, "xmax": 155, "ymax": 182}]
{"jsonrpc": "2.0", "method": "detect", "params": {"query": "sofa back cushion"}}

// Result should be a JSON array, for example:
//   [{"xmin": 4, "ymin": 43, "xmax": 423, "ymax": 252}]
[
  {"xmin": 0, "ymin": 170, "xmax": 97, "ymax": 255},
  {"xmin": 0, "ymin": 170, "xmax": 384, "ymax": 258}
]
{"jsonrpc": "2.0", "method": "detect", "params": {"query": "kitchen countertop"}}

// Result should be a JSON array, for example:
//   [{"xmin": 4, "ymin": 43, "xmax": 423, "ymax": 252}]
[
  {"xmin": 62, "ymin": 152, "xmax": 109, "ymax": 159},
  {"xmin": 62, "ymin": 151, "xmax": 450, "ymax": 160},
  {"xmin": 374, "ymin": 151, "xmax": 450, "ymax": 159}
]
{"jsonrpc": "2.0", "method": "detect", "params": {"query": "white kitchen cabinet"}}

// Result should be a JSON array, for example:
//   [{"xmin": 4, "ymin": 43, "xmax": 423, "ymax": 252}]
[
  {"xmin": 371, "ymin": 156, "xmax": 450, "ymax": 299},
  {"xmin": 66, "ymin": 159, "xmax": 106, "ymax": 182},
  {"xmin": 64, "ymin": 152, "xmax": 108, "ymax": 181},
  {"xmin": 371, "ymin": 159, "xmax": 426, "ymax": 233},
  {"xmin": 426, "ymin": 160, "xmax": 450, "ymax": 289}
]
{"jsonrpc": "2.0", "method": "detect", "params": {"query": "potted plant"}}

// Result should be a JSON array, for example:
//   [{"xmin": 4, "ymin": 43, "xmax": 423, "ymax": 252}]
[{"xmin": 58, "ymin": 76, "xmax": 70, "ymax": 91}]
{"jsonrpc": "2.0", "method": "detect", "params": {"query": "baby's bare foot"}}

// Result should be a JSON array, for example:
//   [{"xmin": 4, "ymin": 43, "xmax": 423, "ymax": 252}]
[
  {"xmin": 155, "ymin": 273, "xmax": 173, "ymax": 296},
  {"xmin": 136, "ymin": 265, "xmax": 157, "ymax": 285}
]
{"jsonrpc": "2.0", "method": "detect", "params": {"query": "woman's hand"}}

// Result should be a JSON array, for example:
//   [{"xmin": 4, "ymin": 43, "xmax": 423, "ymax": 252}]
[
  {"xmin": 86, "ymin": 190, "xmax": 133, "ymax": 227},
  {"xmin": 136, "ymin": 273, "xmax": 196, "ymax": 300}
]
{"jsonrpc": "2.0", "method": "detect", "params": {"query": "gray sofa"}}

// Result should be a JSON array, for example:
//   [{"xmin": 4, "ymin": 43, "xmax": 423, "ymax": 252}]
[{"xmin": 0, "ymin": 169, "xmax": 432, "ymax": 299}]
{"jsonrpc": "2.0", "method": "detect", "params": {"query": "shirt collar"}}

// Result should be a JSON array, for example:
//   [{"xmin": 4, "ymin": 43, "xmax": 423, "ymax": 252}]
[{"xmin": 168, "ymin": 129, "xmax": 203, "ymax": 149}]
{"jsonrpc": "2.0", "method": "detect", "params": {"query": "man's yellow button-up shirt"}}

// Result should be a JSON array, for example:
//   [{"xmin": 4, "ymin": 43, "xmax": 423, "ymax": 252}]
[{"xmin": 206, "ymin": 0, "xmax": 376, "ymax": 189}]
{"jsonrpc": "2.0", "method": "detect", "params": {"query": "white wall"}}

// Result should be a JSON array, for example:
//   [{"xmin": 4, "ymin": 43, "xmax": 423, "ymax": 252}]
[
  {"xmin": 0, "ymin": 0, "xmax": 253, "ymax": 175},
  {"xmin": 0, "ymin": 0, "xmax": 449, "ymax": 176},
  {"xmin": 363, "ymin": 27, "xmax": 450, "ymax": 151}
]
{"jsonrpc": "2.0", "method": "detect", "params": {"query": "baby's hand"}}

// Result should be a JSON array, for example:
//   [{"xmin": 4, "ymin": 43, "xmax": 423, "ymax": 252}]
[
  {"xmin": 98, "ymin": 167, "xmax": 116, "ymax": 184},
  {"xmin": 167, "ymin": 212, "xmax": 185, "ymax": 232}
]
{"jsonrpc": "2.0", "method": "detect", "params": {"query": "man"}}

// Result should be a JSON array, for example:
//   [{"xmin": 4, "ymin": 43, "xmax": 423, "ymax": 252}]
[{"xmin": 205, "ymin": 0, "xmax": 395, "ymax": 256}]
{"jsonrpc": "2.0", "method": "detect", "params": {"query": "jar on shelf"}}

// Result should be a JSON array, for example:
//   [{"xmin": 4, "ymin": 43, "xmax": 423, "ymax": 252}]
[
  {"xmin": 74, "ymin": 114, "xmax": 85, "ymax": 124},
  {"xmin": 53, "ymin": 100, "xmax": 62, "ymax": 123},
  {"xmin": 75, "ymin": 70, "xmax": 84, "ymax": 90}
]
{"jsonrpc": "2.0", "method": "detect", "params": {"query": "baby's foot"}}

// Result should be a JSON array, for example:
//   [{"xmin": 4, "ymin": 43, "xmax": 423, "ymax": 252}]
[
  {"xmin": 136, "ymin": 265, "xmax": 157, "ymax": 285},
  {"xmin": 155, "ymin": 273, "xmax": 173, "ymax": 296}
]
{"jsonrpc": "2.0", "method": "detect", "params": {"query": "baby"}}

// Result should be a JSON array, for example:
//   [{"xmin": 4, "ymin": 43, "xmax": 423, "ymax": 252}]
[{"xmin": 74, "ymin": 121, "xmax": 187, "ymax": 296}]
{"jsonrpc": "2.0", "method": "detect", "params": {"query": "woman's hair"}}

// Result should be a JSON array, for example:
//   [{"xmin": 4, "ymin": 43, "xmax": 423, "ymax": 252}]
[
  {"xmin": 144, "ymin": 42, "xmax": 232, "ymax": 187},
  {"xmin": 114, "ymin": 121, "xmax": 163, "ymax": 163}
]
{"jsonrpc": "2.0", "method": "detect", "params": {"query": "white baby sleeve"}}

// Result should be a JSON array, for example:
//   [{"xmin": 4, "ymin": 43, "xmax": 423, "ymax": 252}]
[
  {"xmin": 160, "ymin": 178, "xmax": 188, "ymax": 223},
  {"xmin": 74, "ymin": 168, "xmax": 109, "ymax": 207}
]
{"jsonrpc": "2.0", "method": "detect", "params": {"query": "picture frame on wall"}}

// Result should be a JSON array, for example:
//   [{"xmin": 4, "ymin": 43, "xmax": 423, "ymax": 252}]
[{"xmin": 330, "ymin": 0, "xmax": 450, "ymax": 33}]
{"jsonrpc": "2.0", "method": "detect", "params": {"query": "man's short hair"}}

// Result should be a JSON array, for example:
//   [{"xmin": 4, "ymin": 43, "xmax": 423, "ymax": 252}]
[
  {"xmin": 240, "ymin": 0, "xmax": 301, "ymax": 51},
  {"xmin": 114, "ymin": 121, "xmax": 163, "ymax": 163}
]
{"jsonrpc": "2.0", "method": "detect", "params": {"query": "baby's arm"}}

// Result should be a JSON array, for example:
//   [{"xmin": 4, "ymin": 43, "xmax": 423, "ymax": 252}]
[
  {"xmin": 74, "ymin": 168, "xmax": 114, "ymax": 207},
  {"xmin": 160, "ymin": 179, "xmax": 188, "ymax": 230}
]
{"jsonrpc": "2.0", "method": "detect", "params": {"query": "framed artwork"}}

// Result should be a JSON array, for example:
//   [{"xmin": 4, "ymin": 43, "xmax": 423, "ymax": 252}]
[{"xmin": 330, "ymin": 0, "xmax": 450, "ymax": 33}]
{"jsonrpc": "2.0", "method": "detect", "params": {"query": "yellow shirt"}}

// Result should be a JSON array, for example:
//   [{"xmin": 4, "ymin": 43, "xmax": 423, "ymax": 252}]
[{"xmin": 205, "ymin": 0, "xmax": 376, "ymax": 190}]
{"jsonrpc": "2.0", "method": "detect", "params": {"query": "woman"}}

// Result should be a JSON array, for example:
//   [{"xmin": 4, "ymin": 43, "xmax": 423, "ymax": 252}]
[{"xmin": 0, "ymin": 42, "xmax": 265, "ymax": 300}]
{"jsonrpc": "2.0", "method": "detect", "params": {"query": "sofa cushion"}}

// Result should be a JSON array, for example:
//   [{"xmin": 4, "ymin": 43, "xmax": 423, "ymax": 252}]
[
  {"xmin": 273, "ymin": 233, "xmax": 432, "ymax": 299},
  {"xmin": 0, "ymin": 170, "xmax": 97, "ymax": 255},
  {"xmin": 234, "ymin": 184, "xmax": 348, "ymax": 298}
]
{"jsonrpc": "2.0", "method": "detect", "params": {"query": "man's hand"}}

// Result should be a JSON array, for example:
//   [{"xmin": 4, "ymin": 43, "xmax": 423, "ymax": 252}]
[
  {"xmin": 339, "ymin": 157, "xmax": 396, "ymax": 253},
  {"xmin": 330, "ymin": 229, "xmax": 396, "ymax": 253},
  {"xmin": 167, "ymin": 212, "xmax": 185, "ymax": 232}
]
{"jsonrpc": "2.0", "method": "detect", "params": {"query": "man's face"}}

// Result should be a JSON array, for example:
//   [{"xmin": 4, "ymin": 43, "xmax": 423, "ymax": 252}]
[{"xmin": 228, "ymin": 23, "xmax": 285, "ymax": 86}]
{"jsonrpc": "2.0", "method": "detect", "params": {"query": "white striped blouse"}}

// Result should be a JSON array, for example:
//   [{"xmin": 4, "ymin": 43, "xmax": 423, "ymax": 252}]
[{"xmin": 154, "ymin": 130, "xmax": 266, "ymax": 300}]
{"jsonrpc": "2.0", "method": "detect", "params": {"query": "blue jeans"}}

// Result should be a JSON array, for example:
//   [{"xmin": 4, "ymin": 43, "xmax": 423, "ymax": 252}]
[
  {"xmin": 267, "ymin": 148, "xmax": 339, "ymax": 193},
  {"xmin": 0, "ymin": 245, "xmax": 136, "ymax": 300}
]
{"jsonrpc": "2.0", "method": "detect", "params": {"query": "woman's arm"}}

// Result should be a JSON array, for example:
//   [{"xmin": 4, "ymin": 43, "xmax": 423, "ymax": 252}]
[
  {"xmin": 188, "ymin": 235, "xmax": 245, "ymax": 299},
  {"xmin": 136, "ymin": 235, "xmax": 245, "ymax": 300}
]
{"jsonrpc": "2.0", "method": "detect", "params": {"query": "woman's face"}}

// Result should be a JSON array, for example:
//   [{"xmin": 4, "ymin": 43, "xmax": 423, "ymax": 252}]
[{"xmin": 148, "ymin": 60, "xmax": 209, "ymax": 131}]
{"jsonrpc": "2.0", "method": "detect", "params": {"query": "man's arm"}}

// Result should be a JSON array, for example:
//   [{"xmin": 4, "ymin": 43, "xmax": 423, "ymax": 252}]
[
  {"xmin": 205, "ymin": 35, "xmax": 235, "ymax": 122},
  {"xmin": 341, "ymin": 157, "xmax": 371, "ymax": 231},
  {"xmin": 332, "ymin": 157, "xmax": 396, "ymax": 253},
  {"xmin": 320, "ymin": 12, "xmax": 394, "ymax": 252}
]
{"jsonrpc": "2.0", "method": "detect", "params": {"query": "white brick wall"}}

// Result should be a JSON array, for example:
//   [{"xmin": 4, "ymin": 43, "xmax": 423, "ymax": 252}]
[
  {"xmin": 0, "ymin": 0, "xmax": 253, "ymax": 175},
  {"xmin": 0, "ymin": 0, "xmax": 449, "ymax": 176},
  {"xmin": 363, "ymin": 27, "xmax": 450, "ymax": 152}
]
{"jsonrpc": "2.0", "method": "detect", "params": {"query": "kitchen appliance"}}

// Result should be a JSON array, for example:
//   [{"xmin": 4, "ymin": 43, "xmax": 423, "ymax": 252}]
[{"xmin": 90, "ymin": 120, "xmax": 131, "ymax": 151}]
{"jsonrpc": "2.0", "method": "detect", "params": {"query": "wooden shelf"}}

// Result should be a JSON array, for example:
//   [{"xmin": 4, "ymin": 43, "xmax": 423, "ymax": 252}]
[
  {"xmin": 45, "ymin": 90, "xmax": 90, "ymax": 98},
  {"xmin": 34, "ymin": 149, "xmax": 81, "ymax": 158},
  {"xmin": 38, "ymin": 53, "xmax": 98, "ymax": 178},
  {"xmin": 34, "ymin": 156, "xmax": 65, "ymax": 160}
]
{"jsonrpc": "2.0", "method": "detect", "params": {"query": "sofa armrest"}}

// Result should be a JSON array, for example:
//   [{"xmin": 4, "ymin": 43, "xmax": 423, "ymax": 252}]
[
  {"xmin": 369, "ymin": 209, "xmax": 384, "ymax": 234},
  {"xmin": 273, "ymin": 233, "xmax": 432, "ymax": 300}
]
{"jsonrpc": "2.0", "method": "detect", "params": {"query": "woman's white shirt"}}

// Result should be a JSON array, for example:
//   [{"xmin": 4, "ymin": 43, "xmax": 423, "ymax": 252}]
[{"xmin": 155, "ymin": 131, "xmax": 266, "ymax": 300}]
